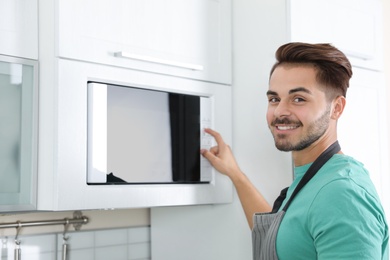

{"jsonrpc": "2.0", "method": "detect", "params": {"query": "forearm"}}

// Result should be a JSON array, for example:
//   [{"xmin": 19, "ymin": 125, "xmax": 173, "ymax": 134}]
[{"xmin": 229, "ymin": 170, "xmax": 272, "ymax": 229}]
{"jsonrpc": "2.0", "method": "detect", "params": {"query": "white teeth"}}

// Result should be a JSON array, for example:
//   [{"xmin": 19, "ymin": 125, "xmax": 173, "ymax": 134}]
[{"xmin": 277, "ymin": 125, "xmax": 297, "ymax": 130}]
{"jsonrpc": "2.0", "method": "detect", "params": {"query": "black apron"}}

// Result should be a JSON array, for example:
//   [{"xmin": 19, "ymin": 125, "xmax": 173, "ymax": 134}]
[{"xmin": 252, "ymin": 141, "xmax": 341, "ymax": 260}]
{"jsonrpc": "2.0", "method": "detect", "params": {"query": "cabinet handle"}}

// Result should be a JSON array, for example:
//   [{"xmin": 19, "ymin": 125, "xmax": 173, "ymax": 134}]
[{"xmin": 114, "ymin": 51, "xmax": 204, "ymax": 71}]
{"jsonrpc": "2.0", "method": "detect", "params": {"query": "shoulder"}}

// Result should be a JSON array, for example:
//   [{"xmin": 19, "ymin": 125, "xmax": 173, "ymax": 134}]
[
  {"xmin": 309, "ymin": 154, "xmax": 383, "ymax": 217},
  {"xmin": 314, "ymin": 154, "xmax": 377, "ymax": 196},
  {"xmin": 307, "ymin": 154, "xmax": 387, "ymax": 239},
  {"xmin": 305, "ymin": 156, "xmax": 388, "ymax": 258},
  {"xmin": 321, "ymin": 154, "xmax": 367, "ymax": 176}
]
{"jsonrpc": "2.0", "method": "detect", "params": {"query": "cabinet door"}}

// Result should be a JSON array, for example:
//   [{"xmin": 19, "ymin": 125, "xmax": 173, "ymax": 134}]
[
  {"xmin": 338, "ymin": 68, "xmax": 389, "ymax": 209},
  {"xmin": 58, "ymin": 0, "xmax": 232, "ymax": 84},
  {"xmin": 0, "ymin": 55, "xmax": 38, "ymax": 211},
  {"xmin": 0, "ymin": 0, "xmax": 38, "ymax": 59},
  {"xmin": 289, "ymin": 0, "xmax": 383, "ymax": 70}
]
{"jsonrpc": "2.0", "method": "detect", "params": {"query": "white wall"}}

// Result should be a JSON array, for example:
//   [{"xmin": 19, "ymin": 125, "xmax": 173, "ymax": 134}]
[{"xmin": 231, "ymin": 0, "xmax": 293, "ymax": 204}]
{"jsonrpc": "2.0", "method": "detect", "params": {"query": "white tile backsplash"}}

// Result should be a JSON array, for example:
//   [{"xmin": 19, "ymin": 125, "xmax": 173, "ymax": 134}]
[
  {"xmin": 95, "ymin": 245, "xmax": 128, "ymax": 260},
  {"xmin": 94, "ymin": 229, "xmax": 128, "ymax": 247},
  {"xmin": 0, "ymin": 226, "xmax": 151, "ymax": 260},
  {"xmin": 128, "ymin": 227, "xmax": 150, "ymax": 244},
  {"xmin": 128, "ymin": 242, "xmax": 151, "ymax": 260},
  {"xmin": 58, "ymin": 248, "xmax": 95, "ymax": 260}
]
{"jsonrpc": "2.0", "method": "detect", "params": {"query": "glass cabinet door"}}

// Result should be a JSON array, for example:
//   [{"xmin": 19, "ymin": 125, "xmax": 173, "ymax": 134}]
[{"xmin": 0, "ymin": 55, "xmax": 38, "ymax": 211}]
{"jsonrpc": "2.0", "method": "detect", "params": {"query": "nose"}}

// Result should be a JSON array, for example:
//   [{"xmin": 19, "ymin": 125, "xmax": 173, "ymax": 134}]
[{"xmin": 272, "ymin": 100, "xmax": 291, "ymax": 118}]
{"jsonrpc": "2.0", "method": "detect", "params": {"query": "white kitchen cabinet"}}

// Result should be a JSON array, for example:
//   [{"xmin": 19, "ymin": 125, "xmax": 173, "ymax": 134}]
[
  {"xmin": 289, "ymin": 0, "xmax": 383, "ymax": 70},
  {"xmin": 0, "ymin": 55, "xmax": 38, "ymax": 212},
  {"xmin": 57, "ymin": 0, "xmax": 232, "ymax": 85},
  {"xmin": 0, "ymin": 0, "xmax": 38, "ymax": 59}
]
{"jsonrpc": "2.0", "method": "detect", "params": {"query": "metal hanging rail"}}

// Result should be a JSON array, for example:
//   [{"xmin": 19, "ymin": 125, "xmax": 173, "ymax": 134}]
[{"xmin": 0, "ymin": 211, "xmax": 89, "ymax": 231}]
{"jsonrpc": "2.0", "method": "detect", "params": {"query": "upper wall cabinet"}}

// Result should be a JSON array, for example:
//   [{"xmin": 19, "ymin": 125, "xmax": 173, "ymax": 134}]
[
  {"xmin": 0, "ymin": 55, "xmax": 38, "ymax": 212},
  {"xmin": 289, "ymin": 0, "xmax": 383, "ymax": 70},
  {"xmin": 57, "ymin": 0, "xmax": 232, "ymax": 85},
  {"xmin": 0, "ymin": 0, "xmax": 38, "ymax": 60}
]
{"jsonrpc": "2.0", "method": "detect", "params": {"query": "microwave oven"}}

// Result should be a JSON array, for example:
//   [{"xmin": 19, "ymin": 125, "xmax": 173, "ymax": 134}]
[{"xmin": 87, "ymin": 82, "xmax": 213, "ymax": 184}]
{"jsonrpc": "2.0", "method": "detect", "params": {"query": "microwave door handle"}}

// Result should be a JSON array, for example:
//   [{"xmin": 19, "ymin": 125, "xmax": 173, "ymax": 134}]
[{"xmin": 114, "ymin": 52, "xmax": 204, "ymax": 71}]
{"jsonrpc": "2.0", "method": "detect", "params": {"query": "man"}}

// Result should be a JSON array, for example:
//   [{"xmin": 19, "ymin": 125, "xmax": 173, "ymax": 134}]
[{"xmin": 201, "ymin": 42, "xmax": 389, "ymax": 259}]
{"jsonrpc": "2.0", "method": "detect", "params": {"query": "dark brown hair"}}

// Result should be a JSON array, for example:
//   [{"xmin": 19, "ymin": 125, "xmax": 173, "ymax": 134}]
[{"xmin": 270, "ymin": 42, "xmax": 353, "ymax": 99}]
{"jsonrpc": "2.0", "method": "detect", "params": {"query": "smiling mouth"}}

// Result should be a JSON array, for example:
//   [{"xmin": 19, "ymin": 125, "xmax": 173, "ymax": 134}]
[{"xmin": 276, "ymin": 125, "xmax": 299, "ymax": 131}]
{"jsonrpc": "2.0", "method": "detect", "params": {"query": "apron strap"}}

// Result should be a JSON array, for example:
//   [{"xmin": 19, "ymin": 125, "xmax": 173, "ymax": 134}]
[
  {"xmin": 271, "ymin": 187, "xmax": 289, "ymax": 213},
  {"xmin": 282, "ymin": 141, "xmax": 341, "ymax": 212}
]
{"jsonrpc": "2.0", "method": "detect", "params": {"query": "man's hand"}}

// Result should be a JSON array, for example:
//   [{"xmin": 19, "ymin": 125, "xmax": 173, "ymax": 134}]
[{"xmin": 200, "ymin": 128, "xmax": 241, "ymax": 179}]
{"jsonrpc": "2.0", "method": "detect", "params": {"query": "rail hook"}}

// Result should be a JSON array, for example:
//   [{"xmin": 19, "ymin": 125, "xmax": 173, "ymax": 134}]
[
  {"xmin": 63, "ymin": 218, "xmax": 70, "ymax": 242},
  {"xmin": 14, "ymin": 222, "xmax": 22, "ymax": 260},
  {"xmin": 14, "ymin": 221, "xmax": 22, "ymax": 246},
  {"xmin": 62, "ymin": 218, "xmax": 70, "ymax": 260}
]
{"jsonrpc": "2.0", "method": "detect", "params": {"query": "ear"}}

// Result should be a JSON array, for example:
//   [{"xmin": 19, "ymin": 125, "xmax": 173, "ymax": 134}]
[{"xmin": 331, "ymin": 96, "xmax": 346, "ymax": 120}]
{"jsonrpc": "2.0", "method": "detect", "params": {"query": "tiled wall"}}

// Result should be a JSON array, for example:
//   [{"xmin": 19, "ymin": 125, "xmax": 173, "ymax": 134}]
[{"xmin": 0, "ymin": 226, "xmax": 151, "ymax": 260}]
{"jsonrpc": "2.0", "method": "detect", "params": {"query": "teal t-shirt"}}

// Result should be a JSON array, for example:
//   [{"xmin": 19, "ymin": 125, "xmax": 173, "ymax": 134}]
[{"xmin": 276, "ymin": 154, "xmax": 389, "ymax": 259}]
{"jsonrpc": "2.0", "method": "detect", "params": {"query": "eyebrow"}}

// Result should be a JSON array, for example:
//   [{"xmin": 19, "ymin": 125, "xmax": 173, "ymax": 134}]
[
  {"xmin": 289, "ymin": 87, "xmax": 313, "ymax": 95},
  {"xmin": 266, "ymin": 87, "xmax": 313, "ymax": 96},
  {"xmin": 266, "ymin": 90, "xmax": 278, "ymax": 96}
]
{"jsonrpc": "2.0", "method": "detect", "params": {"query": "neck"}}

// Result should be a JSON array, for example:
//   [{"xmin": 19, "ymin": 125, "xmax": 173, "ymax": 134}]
[{"xmin": 292, "ymin": 134, "xmax": 339, "ymax": 167}]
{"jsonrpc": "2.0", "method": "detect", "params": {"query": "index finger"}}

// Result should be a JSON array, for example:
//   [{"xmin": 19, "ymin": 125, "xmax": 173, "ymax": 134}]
[{"xmin": 204, "ymin": 128, "xmax": 225, "ymax": 146}]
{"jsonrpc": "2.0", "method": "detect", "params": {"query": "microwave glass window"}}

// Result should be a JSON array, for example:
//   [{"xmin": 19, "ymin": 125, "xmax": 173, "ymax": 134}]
[{"xmin": 87, "ymin": 83, "xmax": 208, "ymax": 184}]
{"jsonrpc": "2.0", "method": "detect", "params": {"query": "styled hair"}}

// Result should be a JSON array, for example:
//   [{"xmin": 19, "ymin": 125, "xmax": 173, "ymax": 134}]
[{"xmin": 270, "ymin": 42, "xmax": 353, "ymax": 99}]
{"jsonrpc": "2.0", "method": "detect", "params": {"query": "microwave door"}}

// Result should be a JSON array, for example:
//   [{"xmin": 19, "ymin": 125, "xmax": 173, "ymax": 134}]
[
  {"xmin": 87, "ymin": 82, "xmax": 212, "ymax": 184},
  {"xmin": 88, "ymin": 82, "xmax": 173, "ymax": 183}
]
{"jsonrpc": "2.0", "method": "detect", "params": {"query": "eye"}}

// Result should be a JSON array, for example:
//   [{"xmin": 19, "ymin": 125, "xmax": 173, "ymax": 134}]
[
  {"xmin": 268, "ymin": 97, "xmax": 280, "ymax": 103},
  {"xmin": 293, "ymin": 97, "xmax": 305, "ymax": 103}
]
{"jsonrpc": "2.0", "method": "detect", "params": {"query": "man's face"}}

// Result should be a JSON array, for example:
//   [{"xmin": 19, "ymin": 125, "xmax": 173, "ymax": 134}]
[{"xmin": 266, "ymin": 65, "xmax": 331, "ymax": 152}]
